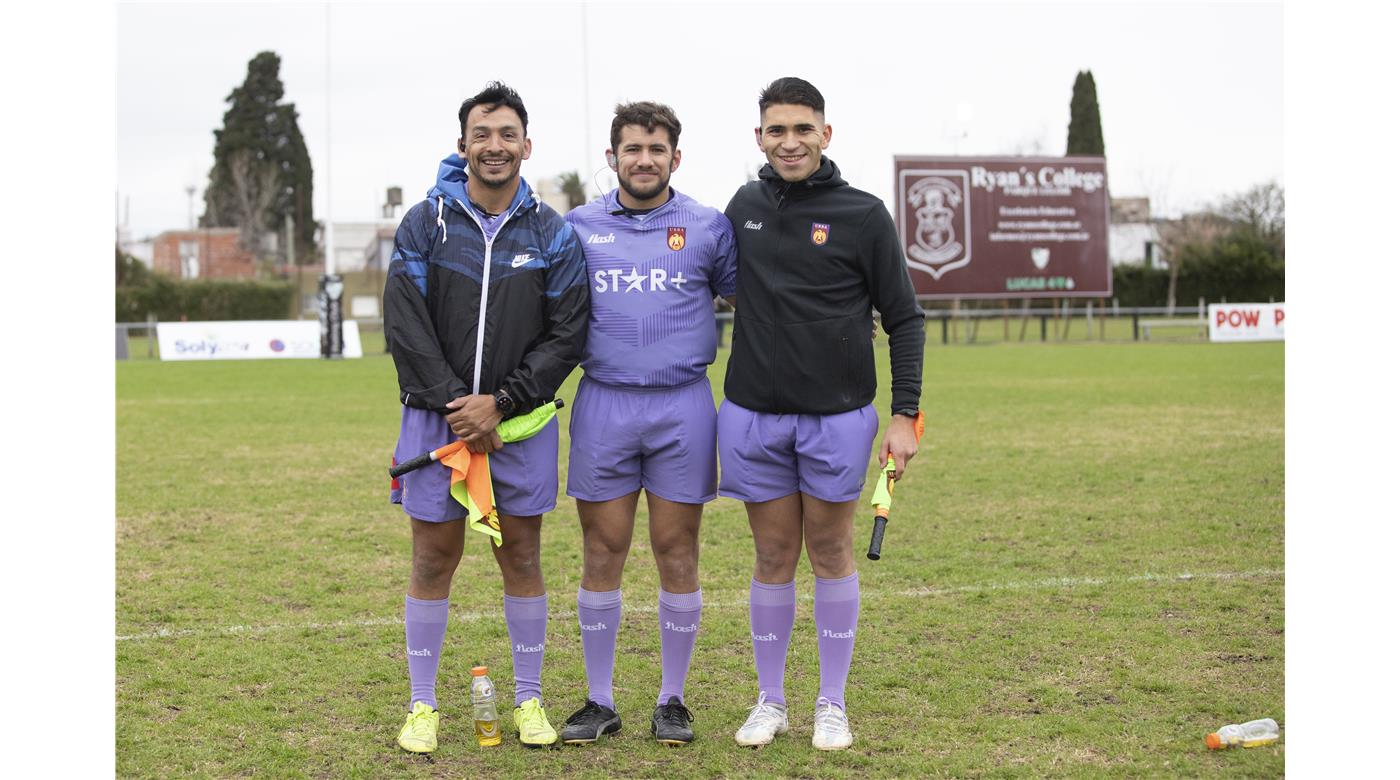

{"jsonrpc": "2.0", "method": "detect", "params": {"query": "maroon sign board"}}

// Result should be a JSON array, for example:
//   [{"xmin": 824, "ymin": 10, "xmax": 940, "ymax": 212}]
[{"xmin": 893, "ymin": 156, "xmax": 1111, "ymax": 300}]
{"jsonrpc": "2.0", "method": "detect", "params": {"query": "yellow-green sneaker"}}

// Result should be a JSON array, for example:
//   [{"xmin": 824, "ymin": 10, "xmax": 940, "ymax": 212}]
[
  {"xmin": 513, "ymin": 697, "xmax": 558, "ymax": 748},
  {"xmin": 397, "ymin": 701, "xmax": 439, "ymax": 754}
]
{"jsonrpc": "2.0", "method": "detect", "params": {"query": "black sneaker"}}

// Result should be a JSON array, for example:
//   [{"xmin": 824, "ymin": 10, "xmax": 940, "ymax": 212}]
[
  {"xmin": 651, "ymin": 696, "xmax": 694, "ymax": 745},
  {"xmin": 560, "ymin": 700, "xmax": 621, "ymax": 744}
]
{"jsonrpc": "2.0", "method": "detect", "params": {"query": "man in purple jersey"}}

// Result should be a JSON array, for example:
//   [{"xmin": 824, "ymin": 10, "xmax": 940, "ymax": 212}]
[
  {"xmin": 558, "ymin": 102, "xmax": 737, "ymax": 747},
  {"xmin": 721, "ymin": 77, "xmax": 925, "ymax": 751}
]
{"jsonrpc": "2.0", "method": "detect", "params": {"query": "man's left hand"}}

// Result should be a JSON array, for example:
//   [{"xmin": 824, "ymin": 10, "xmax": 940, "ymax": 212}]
[
  {"xmin": 878, "ymin": 415, "xmax": 921, "ymax": 481},
  {"xmin": 444, "ymin": 394, "xmax": 502, "ymax": 440}
]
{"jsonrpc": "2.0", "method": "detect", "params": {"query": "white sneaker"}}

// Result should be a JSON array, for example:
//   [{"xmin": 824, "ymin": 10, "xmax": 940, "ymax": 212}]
[
  {"xmin": 812, "ymin": 697, "xmax": 852, "ymax": 750},
  {"xmin": 734, "ymin": 692, "xmax": 789, "ymax": 746}
]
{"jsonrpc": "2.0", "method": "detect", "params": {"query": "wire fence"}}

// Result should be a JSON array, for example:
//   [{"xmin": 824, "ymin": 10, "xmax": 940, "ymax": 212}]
[{"xmin": 118, "ymin": 303, "xmax": 1221, "ymax": 361}]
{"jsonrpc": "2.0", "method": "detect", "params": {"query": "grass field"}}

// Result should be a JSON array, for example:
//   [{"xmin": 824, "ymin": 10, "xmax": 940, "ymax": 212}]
[{"xmin": 116, "ymin": 337, "xmax": 1284, "ymax": 778}]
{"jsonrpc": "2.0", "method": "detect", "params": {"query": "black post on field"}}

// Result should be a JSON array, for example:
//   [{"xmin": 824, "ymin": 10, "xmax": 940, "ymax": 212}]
[
  {"xmin": 318, "ymin": 273, "xmax": 344, "ymax": 359},
  {"xmin": 940, "ymin": 312, "xmax": 948, "ymax": 345}
]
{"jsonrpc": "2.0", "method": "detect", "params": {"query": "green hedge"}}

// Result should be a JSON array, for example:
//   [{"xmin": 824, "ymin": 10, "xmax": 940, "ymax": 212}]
[
  {"xmin": 116, "ymin": 276, "xmax": 296, "ymax": 322},
  {"xmin": 1111, "ymin": 261, "xmax": 1284, "ymax": 307}
]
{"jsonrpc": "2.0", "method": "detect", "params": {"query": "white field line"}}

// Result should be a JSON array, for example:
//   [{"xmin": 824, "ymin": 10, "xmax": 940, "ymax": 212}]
[{"xmin": 115, "ymin": 568, "xmax": 1282, "ymax": 643}]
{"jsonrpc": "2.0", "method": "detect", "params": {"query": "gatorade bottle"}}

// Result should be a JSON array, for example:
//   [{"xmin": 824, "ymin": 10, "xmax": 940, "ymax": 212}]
[
  {"xmin": 1205, "ymin": 717, "xmax": 1279, "ymax": 749},
  {"xmin": 470, "ymin": 665, "xmax": 502, "ymax": 747}
]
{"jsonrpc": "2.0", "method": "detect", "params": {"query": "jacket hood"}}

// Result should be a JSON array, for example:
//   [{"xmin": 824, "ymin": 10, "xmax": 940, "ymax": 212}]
[
  {"xmin": 427, "ymin": 153, "xmax": 536, "ymax": 215},
  {"xmin": 757, "ymin": 155, "xmax": 845, "ymax": 189}
]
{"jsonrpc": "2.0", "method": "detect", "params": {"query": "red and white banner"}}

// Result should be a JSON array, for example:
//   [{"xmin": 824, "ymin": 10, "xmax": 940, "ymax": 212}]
[
  {"xmin": 156, "ymin": 320, "xmax": 363, "ymax": 360},
  {"xmin": 1208, "ymin": 303, "xmax": 1285, "ymax": 343}
]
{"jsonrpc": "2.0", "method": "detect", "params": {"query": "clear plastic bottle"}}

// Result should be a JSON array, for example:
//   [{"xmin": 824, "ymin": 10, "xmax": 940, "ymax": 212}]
[
  {"xmin": 1205, "ymin": 717, "xmax": 1279, "ymax": 749},
  {"xmin": 470, "ymin": 665, "xmax": 502, "ymax": 747}
]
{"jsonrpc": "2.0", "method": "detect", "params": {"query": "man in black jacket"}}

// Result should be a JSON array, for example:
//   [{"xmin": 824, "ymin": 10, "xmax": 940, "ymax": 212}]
[
  {"xmin": 721, "ymin": 77, "xmax": 925, "ymax": 751},
  {"xmin": 384, "ymin": 82, "xmax": 589, "ymax": 753}
]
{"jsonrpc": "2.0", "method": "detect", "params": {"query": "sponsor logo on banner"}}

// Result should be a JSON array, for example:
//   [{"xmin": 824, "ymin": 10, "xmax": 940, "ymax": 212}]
[
  {"xmin": 667, "ymin": 226, "xmax": 686, "ymax": 251},
  {"xmin": 1031, "ymin": 247, "xmax": 1050, "ymax": 269},
  {"xmin": 1208, "ymin": 303, "xmax": 1285, "ymax": 342},
  {"xmin": 156, "ymin": 321, "xmax": 363, "ymax": 360}
]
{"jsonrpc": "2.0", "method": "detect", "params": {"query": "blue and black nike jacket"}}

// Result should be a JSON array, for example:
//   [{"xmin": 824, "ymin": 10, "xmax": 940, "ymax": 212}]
[{"xmin": 384, "ymin": 154, "xmax": 589, "ymax": 414}]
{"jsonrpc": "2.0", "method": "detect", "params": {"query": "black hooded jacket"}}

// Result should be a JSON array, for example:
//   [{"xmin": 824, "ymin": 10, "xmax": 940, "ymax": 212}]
[{"xmin": 722, "ymin": 157, "xmax": 924, "ymax": 415}]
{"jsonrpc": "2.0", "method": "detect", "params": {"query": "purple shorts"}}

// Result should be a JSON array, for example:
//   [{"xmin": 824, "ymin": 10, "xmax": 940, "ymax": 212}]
[
  {"xmin": 390, "ymin": 406, "xmax": 559, "ymax": 522},
  {"xmin": 567, "ymin": 375, "xmax": 718, "ymax": 504},
  {"xmin": 717, "ymin": 400, "xmax": 878, "ymax": 504}
]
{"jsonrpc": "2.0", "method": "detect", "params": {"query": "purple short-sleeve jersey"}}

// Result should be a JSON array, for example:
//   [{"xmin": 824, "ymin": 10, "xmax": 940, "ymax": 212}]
[{"xmin": 565, "ymin": 189, "xmax": 738, "ymax": 388}]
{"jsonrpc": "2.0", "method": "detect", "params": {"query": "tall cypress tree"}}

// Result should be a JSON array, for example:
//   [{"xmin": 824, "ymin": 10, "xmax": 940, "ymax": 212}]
[
  {"xmin": 1066, "ymin": 70, "xmax": 1105, "ymax": 157},
  {"xmin": 202, "ymin": 51, "xmax": 315, "ymax": 263}
]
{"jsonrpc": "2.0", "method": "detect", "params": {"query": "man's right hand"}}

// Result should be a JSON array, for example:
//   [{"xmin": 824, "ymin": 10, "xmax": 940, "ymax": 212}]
[{"xmin": 444, "ymin": 395, "xmax": 503, "ymax": 445}]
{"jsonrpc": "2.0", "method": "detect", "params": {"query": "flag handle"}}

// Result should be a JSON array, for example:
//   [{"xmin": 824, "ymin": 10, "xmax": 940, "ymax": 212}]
[{"xmin": 387, "ymin": 399, "xmax": 564, "ymax": 480}]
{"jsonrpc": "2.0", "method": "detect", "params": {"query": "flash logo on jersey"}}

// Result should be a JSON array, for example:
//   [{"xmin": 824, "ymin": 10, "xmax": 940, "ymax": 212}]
[
  {"xmin": 811, "ymin": 222, "xmax": 831, "ymax": 246},
  {"xmin": 667, "ymin": 226, "xmax": 686, "ymax": 251}
]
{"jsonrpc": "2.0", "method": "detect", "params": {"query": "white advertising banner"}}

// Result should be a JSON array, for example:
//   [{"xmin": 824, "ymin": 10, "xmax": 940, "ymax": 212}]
[
  {"xmin": 1208, "ymin": 303, "xmax": 1285, "ymax": 343},
  {"xmin": 157, "ymin": 321, "xmax": 364, "ymax": 360}
]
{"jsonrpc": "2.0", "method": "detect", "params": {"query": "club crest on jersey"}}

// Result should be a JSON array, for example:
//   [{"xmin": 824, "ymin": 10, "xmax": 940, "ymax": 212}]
[
  {"xmin": 811, "ymin": 222, "xmax": 831, "ymax": 245},
  {"xmin": 667, "ymin": 226, "xmax": 686, "ymax": 251}
]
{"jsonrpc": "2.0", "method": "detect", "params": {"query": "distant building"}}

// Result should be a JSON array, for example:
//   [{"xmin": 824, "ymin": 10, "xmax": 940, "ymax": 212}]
[
  {"xmin": 152, "ymin": 228, "xmax": 256, "ymax": 279},
  {"xmin": 534, "ymin": 177, "xmax": 571, "ymax": 214},
  {"xmin": 117, "ymin": 225, "xmax": 155, "ymax": 269},
  {"xmin": 329, "ymin": 221, "xmax": 399, "ymax": 273},
  {"xmin": 1109, "ymin": 197, "xmax": 1165, "ymax": 269}
]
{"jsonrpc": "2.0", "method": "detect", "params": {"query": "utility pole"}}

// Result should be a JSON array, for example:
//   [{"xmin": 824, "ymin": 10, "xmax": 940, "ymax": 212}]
[{"xmin": 318, "ymin": 4, "xmax": 344, "ymax": 358}]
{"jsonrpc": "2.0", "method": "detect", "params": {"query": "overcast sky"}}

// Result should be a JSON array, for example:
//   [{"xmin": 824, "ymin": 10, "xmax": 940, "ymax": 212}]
[{"xmin": 116, "ymin": 1, "xmax": 1283, "ymax": 239}]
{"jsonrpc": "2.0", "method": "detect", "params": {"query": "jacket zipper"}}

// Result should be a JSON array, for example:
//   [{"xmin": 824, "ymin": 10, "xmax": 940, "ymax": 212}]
[
  {"xmin": 457, "ymin": 195, "xmax": 528, "ymax": 395},
  {"xmin": 770, "ymin": 182, "xmax": 790, "ymax": 410}
]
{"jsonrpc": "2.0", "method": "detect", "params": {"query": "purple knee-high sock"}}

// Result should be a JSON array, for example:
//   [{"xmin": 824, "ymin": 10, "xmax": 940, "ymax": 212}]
[
  {"xmin": 577, "ymin": 587, "xmax": 622, "ymax": 710},
  {"xmin": 405, "ymin": 595, "xmax": 450, "ymax": 710},
  {"xmin": 504, "ymin": 593, "xmax": 548, "ymax": 706},
  {"xmin": 814, "ymin": 572, "xmax": 860, "ymax": 712},
  {"xmin": 750, "ymin": 579, "xmax": 796, "ymax": 706},
  {"xmin": 657, "ymin": 588, "xmax": 702, "ymax": 706}
]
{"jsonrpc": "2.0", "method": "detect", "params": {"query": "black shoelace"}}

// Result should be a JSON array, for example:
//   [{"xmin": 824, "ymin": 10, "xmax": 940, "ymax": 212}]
[
  {"xmin": 566, "ymin": 700, "xmax": 607, "ymax": 724},
  {"xmin": 657, "ymin": 700, "xmax": 693, "ymax": 725}
]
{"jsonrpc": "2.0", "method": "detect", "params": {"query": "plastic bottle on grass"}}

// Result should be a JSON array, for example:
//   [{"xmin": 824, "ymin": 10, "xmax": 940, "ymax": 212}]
[
  {"xmin": 470, "ymin": 665, "xmax": 502, "ymax": 747},
  {"xmin": 1205, "ymin": 717, "xmax": 1279, "ymax": 749}
]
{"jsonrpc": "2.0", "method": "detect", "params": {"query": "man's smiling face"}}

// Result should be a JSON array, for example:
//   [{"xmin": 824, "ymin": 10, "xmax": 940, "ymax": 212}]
[{"xmin": 756, "ymin": 103, "xmax": 831, "ymax": 183}]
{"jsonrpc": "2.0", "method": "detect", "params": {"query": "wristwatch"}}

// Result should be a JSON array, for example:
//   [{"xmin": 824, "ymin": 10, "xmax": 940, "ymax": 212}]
[
  {"xmin": 893, "ymin": 408, "xmax": 920, "ymax": 419},
  {"xmin": 493, "ymin": 389, "xmax": 517, "ymax": 417}
]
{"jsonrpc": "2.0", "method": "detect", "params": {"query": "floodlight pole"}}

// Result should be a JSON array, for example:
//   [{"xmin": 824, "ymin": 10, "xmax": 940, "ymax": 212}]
[{"xmin": 318, "ymin": 3, "xmax": 344, "ymax": 359}]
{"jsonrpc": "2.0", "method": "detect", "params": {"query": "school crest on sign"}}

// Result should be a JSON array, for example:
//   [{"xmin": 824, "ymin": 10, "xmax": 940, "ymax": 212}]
[
  {"xmin": 811, "ymin": 222, "xmax": 830, "ymax": 245},
  {"xmin": 667, "ymin": 227, "xmax": 686, "ymax": 251}
]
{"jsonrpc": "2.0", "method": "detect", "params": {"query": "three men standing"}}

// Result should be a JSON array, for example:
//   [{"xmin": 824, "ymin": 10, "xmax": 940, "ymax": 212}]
[{"xmin": 384, "ymin": 77, "xmax": 923, "ymax": 754}]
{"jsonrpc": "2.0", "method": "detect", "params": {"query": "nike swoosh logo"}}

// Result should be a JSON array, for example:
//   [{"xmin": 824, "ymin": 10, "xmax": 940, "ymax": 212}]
[{"xmin": 511, "ymin": 255, "xmax": 532, "ymax": 268}]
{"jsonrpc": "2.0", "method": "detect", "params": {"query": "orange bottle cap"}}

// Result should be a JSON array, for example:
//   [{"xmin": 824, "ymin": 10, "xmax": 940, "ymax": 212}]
[
  {"xmin": 471, "ymin": 665, "xmax": 489, "ymax": 676},
  {"xmin": 1204, "ymin": 732, "xmax": 1223, "ymax": 750}
]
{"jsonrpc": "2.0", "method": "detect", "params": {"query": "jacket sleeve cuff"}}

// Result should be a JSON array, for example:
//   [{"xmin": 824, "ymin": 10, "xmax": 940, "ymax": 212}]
[{"xmin": 401, "ymin": 377, "xmax": 470, "ymax": 413}]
